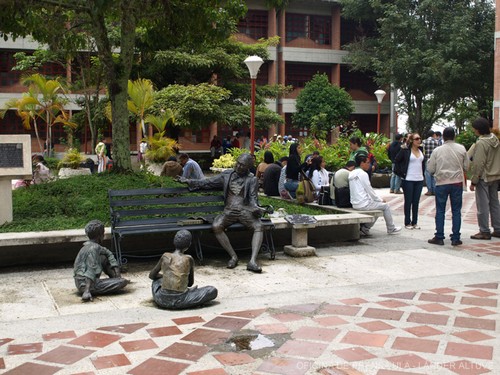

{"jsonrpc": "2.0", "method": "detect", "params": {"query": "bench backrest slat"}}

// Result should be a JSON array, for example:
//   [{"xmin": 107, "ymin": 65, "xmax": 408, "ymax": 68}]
[
  {"xmin": 109, "ymin": 195, "xmax": 223, "ymax": 208},
  {"xmin": 113, "ymin": 205, "xmax": 226, "ymax": 218}
]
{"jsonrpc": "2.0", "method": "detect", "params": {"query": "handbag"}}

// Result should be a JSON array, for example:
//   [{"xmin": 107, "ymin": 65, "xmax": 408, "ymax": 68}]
[
  {"xmin": 318, "ymin": 186, "xmax": 332, "ymax": 205},
  {"xmin": 296, "ymin": 171, "xmax": 315, "ymax": 204}
]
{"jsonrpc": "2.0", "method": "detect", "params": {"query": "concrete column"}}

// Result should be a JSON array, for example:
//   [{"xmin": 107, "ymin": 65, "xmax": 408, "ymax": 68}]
[
  {"xmin": 209, "ymin": 121, "xmax": 218, "ymax": 140},
  {"xmin": 332, "ymin": 5, "xmax": 341, "ymax": 50},
  {"xmin": 0, "ymin": 179, "xmax": 13, "ymax": 224},
  {"xmin": 284, "ymin": 224, "xmax": 317, "ymax": 257}
]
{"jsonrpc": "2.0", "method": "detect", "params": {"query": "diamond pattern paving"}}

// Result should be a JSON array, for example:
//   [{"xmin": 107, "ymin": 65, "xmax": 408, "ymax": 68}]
[{"xmin": 1, "ymin": 281, "xmax": 498, "ymax": 374}]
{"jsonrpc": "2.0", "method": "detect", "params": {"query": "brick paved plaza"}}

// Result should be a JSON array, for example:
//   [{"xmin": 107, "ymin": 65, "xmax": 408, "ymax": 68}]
[{"xmin": 0, "ymin": 189, "xmax": 499, "ymax": 375}]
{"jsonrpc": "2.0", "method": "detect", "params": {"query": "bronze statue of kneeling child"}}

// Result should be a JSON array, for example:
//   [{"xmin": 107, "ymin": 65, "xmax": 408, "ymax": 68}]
[
  {"xmin": 149, "ymin": 230, "xmax": 218, "ymax": 309},
  {"xmin": 73, "ymin": 220, "xmax": 130, "ymax": 301}
]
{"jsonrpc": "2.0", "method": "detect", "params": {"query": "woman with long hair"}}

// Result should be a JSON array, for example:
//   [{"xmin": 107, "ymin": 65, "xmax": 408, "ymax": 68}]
[
  {"xmin": 308, "ymin": 156, "xmax": 329, "ymax": 190},
  {"xmin": 256, "ymin": 150, "xmax": 274, "ymax": 188},
  {"xmin": 394, "ymin": 133, "xmax": 425, "ymax": 229},
  {"xmin": 284, "ymin": 143, "xmax": 306, "ymax": 198}
]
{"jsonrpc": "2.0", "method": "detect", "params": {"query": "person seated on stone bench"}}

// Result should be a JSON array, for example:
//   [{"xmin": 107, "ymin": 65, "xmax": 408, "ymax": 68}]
[
  {"xmin": 177, "ymin": 153, "xmax": 267, "ymax": 273},
  {"xmin": 331, "ymin": 161, "xmax": 355, "ymax": 208},
  {"xmin": 73, "ymin": 220, "xmax": 130, "ymax": 302},
  {"xmin": 149, "ymin": 230, "xmax": 217, "ymax": 309},
  {"xmin": 349, "ymin": 155, "xmax": 402, "ymax": 237}
]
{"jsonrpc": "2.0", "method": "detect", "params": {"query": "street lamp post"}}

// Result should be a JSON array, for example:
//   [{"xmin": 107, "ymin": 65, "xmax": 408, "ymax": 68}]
[
  {"xmin": 394, "ymin": 104, "xmax": 399, "ymax": 132},
  {"xmin": 374, "ymin": 89, "xmax": 386, "ymax": 134},
  {"xmin": 244, "ymin": 55, "xmax": 264, "ymax": 154}
]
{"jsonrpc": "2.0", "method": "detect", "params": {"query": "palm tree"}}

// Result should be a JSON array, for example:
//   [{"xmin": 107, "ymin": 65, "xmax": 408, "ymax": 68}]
[
  {"xmin": 1, "ymin": 92, "xmax": 43, "ymax": 153},
  {"xmin": 128, "ymin": 78, "xmax": 155, "ymax": 151},
  {"xmin": 143, "ymin": 111, "xmax": 177, "ymax": 163},
  {"xmin": 19, "ymin": 73, "xmax": 76, "ymax": 157}
]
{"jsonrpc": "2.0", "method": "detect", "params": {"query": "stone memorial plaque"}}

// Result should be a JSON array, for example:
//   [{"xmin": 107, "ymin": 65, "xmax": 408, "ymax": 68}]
[
  {"xmin": 0, "ymin": 135, "xmax": 32, "ymax": 179},
  {"xmin": 285, "ymin": 214, "xmax": 317, "ymax": 225},
  {"xmin": 0, "ymin": 143, "xmax": 24, "ymax": 168}
]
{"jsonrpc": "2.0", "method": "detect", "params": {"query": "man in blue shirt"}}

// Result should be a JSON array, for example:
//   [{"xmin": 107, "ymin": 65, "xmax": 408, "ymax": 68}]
[{"xmin": 179, "ymin": 153, "xmax": 204, "ymax": 180}]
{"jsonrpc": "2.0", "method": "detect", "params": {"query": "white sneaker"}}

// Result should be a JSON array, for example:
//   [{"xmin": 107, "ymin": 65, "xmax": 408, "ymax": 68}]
[
  {"xmin": 405, "ymin": 225, "xmax": 413, "ymax": 230},
  {"xmin": 388, "ymin": 226, "xmax": 402, "ymax": 234}
]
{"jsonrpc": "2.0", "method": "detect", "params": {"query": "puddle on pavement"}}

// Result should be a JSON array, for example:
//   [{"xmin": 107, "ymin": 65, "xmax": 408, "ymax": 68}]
[{"xmin": 229, "ymin": 333, "xmax": 275, "ymax": 351}]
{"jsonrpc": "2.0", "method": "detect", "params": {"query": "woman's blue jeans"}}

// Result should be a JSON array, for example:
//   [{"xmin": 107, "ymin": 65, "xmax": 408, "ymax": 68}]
[
  {"xmin": 284, "ymin": 179, "xmax": 299, "ymax": 198},
  {"xmin": 402, "ymin": 180, "xmax": 424, "ymax": 226},
  {"xmin": 434, "ymin": 183, "xmax": 463, "ymax": 241}
]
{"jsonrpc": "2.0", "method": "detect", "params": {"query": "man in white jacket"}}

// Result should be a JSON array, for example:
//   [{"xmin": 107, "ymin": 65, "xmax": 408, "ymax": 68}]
[
  {"xmin": 426, "ymin": 127, "xmax": 469, "ymax": 246},
  {"xmin": 349, "ymin": 154, "xmax": 402, "ymax": 236}
]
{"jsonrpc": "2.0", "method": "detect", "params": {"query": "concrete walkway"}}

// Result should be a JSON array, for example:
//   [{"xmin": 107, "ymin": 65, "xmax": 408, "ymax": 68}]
[{"xmin": 0, "ymin": 188, "xmax": 499, "ymax": 375}]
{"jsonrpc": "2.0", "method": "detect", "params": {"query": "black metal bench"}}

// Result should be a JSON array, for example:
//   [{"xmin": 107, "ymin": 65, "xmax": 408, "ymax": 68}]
[{"xmin": 108, "ymin": 187, "xmax": 275, "ymax": 265}]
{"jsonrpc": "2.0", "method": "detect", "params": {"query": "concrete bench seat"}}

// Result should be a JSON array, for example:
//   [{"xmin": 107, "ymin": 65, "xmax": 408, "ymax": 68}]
[{"xmin": 271, "ymin": 213, "xmax": 374, "ymax": 257}]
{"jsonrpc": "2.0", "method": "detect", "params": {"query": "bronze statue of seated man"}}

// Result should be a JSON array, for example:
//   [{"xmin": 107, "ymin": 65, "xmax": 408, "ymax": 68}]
[
  {"xmin": 177, "ymin": 153, "xmax": 267, "ymax": 273},
  {"xmin": 73, "ymin": 220, "xmax": 129, "ymax": 301},
  {"xmin": 149, "ymin": 230, "xmax": 218, "ymax": 309}
]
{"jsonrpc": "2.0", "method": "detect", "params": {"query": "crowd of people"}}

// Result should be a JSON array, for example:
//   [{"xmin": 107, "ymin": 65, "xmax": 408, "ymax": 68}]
[{"xmin": 253, "ymin": 119, "xmax": 499, "ymax": 245}]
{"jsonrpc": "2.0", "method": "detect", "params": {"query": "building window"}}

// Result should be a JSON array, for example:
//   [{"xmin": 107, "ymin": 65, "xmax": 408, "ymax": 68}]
[
  {"xmin": 238, "ymin": 10, "xmax": 268, "ymax": 40},
  {"xmin": 340, "ymin": 66, "xmax": 377, "ymax": 95},
  {"xmin": 286, "ymin": 14, "xmax": 331, "ymax": 45},
  {"xmin": 0, "ymin": 51, "xmax": 21, "ymax": 87},
  {"xmin": 285, "ymin": 64, "xmax": 330, "ymax": 89}
]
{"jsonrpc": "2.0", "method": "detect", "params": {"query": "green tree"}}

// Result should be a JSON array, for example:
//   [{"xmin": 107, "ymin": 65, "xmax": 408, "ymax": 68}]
[
  {"xmin": 340, "ymin": 0, "xmax": 494, "ymax": 135},
  {"xmin": 145, "ymin": 37, "xmax": 287, "ymax": 133},
  {"xmin": 0, "ymin": 0, "xmax": 246, "ymax": 172},
  {"xmin": 293, "ymin": 73, "xmax": 354, "ymax": 134},
  {"xmin": 2, "ymin": 74, "xmax": 76, "ymax": 157}
]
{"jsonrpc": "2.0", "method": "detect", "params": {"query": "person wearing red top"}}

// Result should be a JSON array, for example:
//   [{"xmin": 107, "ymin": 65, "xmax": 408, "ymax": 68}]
[{"xmin": 231, "ymin": 136, "xmax": 240, "ymax": 148}]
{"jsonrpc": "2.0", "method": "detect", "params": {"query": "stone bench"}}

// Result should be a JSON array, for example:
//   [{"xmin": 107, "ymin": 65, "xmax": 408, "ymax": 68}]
[{"xmin": 271, "ymin": 213, "xmax": 374, "ymax": 257}]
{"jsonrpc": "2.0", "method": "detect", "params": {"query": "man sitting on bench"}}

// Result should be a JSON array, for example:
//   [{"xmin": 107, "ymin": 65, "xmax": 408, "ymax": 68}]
[
  {"xmin": 149, "ymin": 230, "xmax": 218, "ymax": 309},
  {"xmin": 178, "ymin": 153, "xmax": 266, "ymax": 273}
]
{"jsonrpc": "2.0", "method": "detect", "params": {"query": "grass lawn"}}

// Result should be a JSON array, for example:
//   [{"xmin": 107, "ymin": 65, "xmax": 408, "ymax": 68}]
[{"xmin": 0, "ymin": 171, "xmax": 327, "ymax": 233}]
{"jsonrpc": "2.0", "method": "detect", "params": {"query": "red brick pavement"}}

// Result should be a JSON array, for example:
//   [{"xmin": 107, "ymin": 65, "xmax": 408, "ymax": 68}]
[{"xmin": 1, "ymin": 282, "xmax": 498, "ymax": 375}]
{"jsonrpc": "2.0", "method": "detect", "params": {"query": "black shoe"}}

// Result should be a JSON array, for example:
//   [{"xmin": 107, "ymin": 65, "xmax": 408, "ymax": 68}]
[
  {"xmin": 428, "ymin": 237, "xmax": 444, "ymax": 246},
  {"xmin": 246, "ymin": 262, "xmax": 262, "ymax": 273},
  {"xmin": 451, "ymin": 240, "xmax": 463, "ymax": 246},
  {"xmin": 227, "ymin": 258, "xmax": 239, "ymax": 269}
]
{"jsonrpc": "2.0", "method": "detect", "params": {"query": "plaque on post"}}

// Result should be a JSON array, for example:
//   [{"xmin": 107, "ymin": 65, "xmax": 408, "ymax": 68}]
[{"xmin": 0, "ymin": 135, "xmax": 32, "ymax": 225}]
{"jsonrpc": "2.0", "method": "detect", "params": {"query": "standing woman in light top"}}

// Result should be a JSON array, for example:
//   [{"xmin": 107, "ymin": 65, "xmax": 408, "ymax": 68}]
[
  {"xmin": 394, "ymin": 133, "xmax": 425, "ymax": 229},
  {"xmin": 95, "ymin": 136, "xmax": 107, "ymax": 173}
]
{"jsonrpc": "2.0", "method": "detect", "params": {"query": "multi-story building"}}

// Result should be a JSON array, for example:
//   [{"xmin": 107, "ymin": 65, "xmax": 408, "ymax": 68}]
[{"xmin": 0, "ymin": 0, "xmax": 391, "ymax": 154}]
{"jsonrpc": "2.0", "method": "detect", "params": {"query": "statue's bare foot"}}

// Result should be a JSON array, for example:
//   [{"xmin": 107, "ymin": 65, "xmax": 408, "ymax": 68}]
[
  {"xmin": 227, "ymin": 257, "xmax": 239, "ymax": 269},
  {"xmin": 246, "ymin": 261, "xmax": 262, "ymax": 273}
]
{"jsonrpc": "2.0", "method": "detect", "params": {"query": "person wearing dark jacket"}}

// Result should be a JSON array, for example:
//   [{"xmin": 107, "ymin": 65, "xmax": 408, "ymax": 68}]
[
  {"xmin": 394, "ymin": 133, "xmax": 425, "ymax": 229},
  {"xmin": 388, "ymin": 134, "xmax": 403, "ymax": 194},
  {"xmin": 263, "ymin": 161, "xmax": 282, "ymax": 196},
  {"xmin": 284, "ymin": 143, "xmax": 307, "ymax": 198}
]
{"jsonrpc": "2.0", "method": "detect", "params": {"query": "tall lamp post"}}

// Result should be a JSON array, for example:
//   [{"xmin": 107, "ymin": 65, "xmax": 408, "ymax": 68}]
[
  {"xmin": 244, "ymin": 55, "xmax": 264, "ymax": 154},
  {"xmin": 374, "ymin": 89, "xmax": 386, "ymax": 134},
  {"xmin": 394, "ymin": 104, "xmax": 399, "ymax": 132}
]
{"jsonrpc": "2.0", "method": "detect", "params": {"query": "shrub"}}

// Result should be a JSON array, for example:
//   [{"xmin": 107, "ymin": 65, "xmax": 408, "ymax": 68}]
[{"xmin": 57, "ymin": 148, "xmax": 85, "ymax": 169}]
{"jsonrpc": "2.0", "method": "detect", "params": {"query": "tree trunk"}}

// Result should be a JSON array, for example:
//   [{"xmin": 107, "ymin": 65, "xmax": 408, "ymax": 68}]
[{"xmin": 110, "ymin": 79, "xmax": 132, "ymax": 171}]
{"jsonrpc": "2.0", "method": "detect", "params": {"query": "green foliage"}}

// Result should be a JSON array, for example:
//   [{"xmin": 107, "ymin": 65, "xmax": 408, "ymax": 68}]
[
  {"xmin": 153, "ymin": 83, "xmax": 231, "ymax": 129},
  {"xmin": 455, "ymin": 126, "xmax": 478, "ymax": 151},
  {"xmin": 58, "ymin": 148, "xmax": 85, "ymax": 169},
  {"xmin": 1, "ymin": 172, "xmax": 323, "ymax": 233},
  {"xmin": 340, "ymin": 0, "xmax": 495, "ymax": 135},
  {"xmin": 212, "ymin": 154, "xmax": 236, "ymax": 168},
  {"xmin": 293, "ymin": 74, "xmax": 354, "ymax": 132},
  {"xmin": 144, "ymin": 135, "xmax": 179, "ymax": 163}
]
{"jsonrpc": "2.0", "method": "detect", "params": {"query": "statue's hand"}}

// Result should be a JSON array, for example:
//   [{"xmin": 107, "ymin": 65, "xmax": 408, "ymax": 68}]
[
  {"xmin": 175, "ymin": 176, "xmax": 189, "ymax": 184},
  {"xmin": 113, "ymin": 267, "xmax": 121, "ymax": 278},
  {"xmin": 82, "ymin": 291, "xmax": 93, "ymax": 302}
]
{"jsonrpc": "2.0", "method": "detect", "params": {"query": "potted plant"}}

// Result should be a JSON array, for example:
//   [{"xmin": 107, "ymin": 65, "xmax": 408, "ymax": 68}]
[
  {"xmin": 143, "ymin": 111, "xmax": 179, "ymax": 175},
  {"xmin": 57, "ymin": 148, "xmax": 91, "ymax": 178}
]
